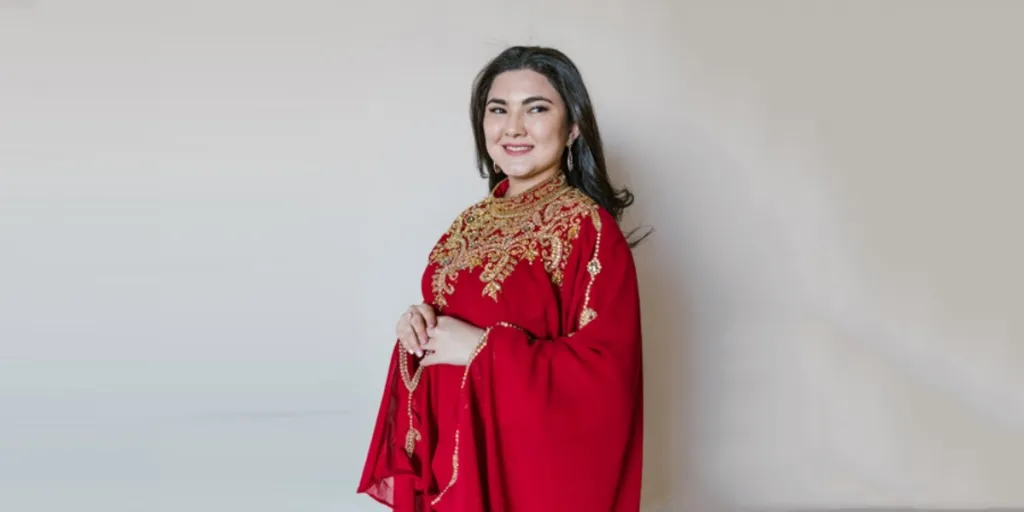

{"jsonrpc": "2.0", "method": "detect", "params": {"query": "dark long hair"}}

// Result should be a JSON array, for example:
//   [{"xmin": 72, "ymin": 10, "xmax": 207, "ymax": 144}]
[{"xmin": 469, "ymin": 46, "xmax": 651, "ymax": 247}]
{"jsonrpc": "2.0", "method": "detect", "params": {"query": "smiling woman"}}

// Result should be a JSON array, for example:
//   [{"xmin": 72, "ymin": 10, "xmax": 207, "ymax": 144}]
[
  {"xmin": 481, "ymin": 72, "xmax": 576, "ymax": 193},
  {"xmin": 357, "ymin": 46, "xmax": 646, "ymax": 512}
]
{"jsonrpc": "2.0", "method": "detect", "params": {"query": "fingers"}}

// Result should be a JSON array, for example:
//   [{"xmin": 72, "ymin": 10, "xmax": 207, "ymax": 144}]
[
  {"xmin": 409, "ymin": 312, "xmax": 429, "ymax": 351},
  {"xmin": 396, "ymin": 304, "xmax": 441, "ymax": 358},
  {"xmin": 397, "ymin": 309, "xmax": 422, "ymax": 357},
  {"xmin": 401, "ymin": 337, "xmax": 421, "ymax": 358},
  {"xmin": 420, "ymin": 338, "xmax": 436, "ymax": 352},
  {"xmin": 413, "ymin": 303, "xmax": 437, "ymax": 328},
  {"xmin": 398, "ymin": 336, "xmax": 421, "ymax": 358},
  {"xmin": 419, "ymin": 353, "xmax": 439, "ymax": 367}
]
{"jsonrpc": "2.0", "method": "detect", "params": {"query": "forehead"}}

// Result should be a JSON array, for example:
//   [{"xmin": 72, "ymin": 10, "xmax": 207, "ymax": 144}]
[{"xmin": 487, "ymin": 69, "xmax": 562, "ymax": 102}]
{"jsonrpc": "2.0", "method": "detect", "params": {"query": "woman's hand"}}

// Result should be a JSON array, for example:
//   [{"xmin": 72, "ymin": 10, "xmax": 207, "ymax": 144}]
[
  {"xmin": 420, "ymin": 316, "xmax": 486, "ymax": 367},
  {"xmin": 395, "ymin": 303, "xmax": 437, "ymax": 357}
]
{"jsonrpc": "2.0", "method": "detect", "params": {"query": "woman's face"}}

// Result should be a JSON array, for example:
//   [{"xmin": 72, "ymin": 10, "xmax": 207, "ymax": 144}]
[{"xmin": 483, "ymin": 69, "xmax": 578, "ymax": 189}]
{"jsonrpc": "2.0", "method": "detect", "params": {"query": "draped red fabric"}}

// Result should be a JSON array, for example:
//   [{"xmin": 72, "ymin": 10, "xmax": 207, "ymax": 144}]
[{"xmin": 358, "ymin": 173, "xmax": 644, "ymax": 511}]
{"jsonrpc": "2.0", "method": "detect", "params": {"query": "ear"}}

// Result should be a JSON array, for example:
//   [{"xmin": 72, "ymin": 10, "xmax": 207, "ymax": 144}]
[{"xmin": 568, "ymin": 123, "xmax": 580, "ymax": 145}]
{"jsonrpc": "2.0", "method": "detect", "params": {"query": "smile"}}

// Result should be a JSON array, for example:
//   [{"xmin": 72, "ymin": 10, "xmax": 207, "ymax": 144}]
[{"xmin": 503, "ymin": 144, "xmax": 534, "ymax": 155}]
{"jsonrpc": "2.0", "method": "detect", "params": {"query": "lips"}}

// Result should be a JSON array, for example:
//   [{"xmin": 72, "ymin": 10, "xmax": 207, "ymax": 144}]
[{"xmin": 503, "ymin": 144, "xmax": 534, "ymax": 155}]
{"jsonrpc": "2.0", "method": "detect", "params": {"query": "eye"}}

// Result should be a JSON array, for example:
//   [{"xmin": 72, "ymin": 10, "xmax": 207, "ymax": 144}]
[
  {"xmin": 529, "ymin": 106, "xmax": 549, "ymax": 113},
  {"xmin": 488, "ymin": 107, "xmax": 506, "ymax": 114}
]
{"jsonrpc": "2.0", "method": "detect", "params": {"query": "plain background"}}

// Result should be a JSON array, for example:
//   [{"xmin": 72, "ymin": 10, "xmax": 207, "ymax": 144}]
[{"xmin": 1, "ymin": 1, "xmax": 1022, "ymax": 511}]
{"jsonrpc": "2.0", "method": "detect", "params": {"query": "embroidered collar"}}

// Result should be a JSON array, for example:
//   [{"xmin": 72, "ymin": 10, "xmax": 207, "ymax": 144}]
[{"xmin": 488, "ymin": 172, "xmax": 570, "ymax": 208}]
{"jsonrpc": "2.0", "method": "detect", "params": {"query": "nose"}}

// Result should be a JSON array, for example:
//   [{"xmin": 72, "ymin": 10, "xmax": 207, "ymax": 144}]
[{"xmin": 503, "ymin": 113, "xmax": 526, "ymax": 137}]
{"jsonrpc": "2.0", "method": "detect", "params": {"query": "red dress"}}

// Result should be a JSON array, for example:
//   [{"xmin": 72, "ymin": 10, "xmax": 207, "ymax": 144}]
[{"xmin": 358, "ymin": 172, "xmax": 644, "ymax": 511}]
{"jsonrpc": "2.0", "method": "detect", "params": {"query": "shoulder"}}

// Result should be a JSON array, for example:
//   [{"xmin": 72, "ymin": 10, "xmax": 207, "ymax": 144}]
[
  {"xmin": 558, "ymin": 188, "xmax": 630, "ymax": 256},
  {"xmin": 562, "ymin": 188, "xmax": 620, "ymax": 235}
]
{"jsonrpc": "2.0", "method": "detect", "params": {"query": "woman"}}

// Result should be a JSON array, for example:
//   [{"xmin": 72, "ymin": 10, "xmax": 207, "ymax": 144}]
[{"xmin": 358, "ymin": 46, "xmax": 645, "ymax": 511}]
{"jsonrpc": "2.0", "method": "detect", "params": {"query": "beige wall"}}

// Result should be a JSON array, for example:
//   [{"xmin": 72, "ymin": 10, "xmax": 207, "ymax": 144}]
[{"xmin": 1, "ymin": 1, "xmax": 1021, "ymax": 511}]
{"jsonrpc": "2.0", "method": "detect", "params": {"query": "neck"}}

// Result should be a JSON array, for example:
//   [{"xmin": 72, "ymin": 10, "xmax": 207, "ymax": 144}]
[{"xmin": 505, "ymin": 168, "xmax": 561, "ymax": 197}]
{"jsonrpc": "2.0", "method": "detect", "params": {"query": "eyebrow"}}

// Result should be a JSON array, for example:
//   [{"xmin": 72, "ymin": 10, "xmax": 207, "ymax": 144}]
[{"xmin": 486, "ymin": 96, "xmax": 555, "ymax": 106}]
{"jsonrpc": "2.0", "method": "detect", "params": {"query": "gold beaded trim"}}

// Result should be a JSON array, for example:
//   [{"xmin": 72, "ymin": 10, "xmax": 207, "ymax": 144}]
[
  {"xmin": 579, "ymin": 210, "xmax": 603, "ymax": 327},
  {"xmin": 397, "ymin": 342, "xmax": 425, "ymax": 457},
  {"xmin": 430, "ymin": 326, "xmax": 495, "ymax": 506}
]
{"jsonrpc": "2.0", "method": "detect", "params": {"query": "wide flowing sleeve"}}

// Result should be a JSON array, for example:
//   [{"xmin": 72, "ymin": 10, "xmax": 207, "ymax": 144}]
[
  {"xmin": 438, "ymin": 207, "xmax": 645, "ymax": 512},
  {"xmin": 357, "ymin": 342, "xmax": 436, "ymax": 511}
]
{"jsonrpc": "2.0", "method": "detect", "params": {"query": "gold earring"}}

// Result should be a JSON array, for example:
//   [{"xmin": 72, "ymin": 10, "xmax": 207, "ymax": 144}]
[{"xmin": 566, "ymin": 141, "xmax": 574, "ymax": 172}]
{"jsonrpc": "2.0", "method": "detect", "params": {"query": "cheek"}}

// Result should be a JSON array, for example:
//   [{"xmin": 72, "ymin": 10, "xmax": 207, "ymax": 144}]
[
  {"xmin": 483, "ymin": 118, "xmax": 503, "ymax": 142},
  {"xmin": 526, "ymin": 117, "xmax": 563, "ymax": 145}
]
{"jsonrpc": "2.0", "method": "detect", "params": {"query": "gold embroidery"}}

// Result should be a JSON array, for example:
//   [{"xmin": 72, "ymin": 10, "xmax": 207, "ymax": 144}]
[
  {"xmin": 397, "ymin": 344, "xmax": 424, "ymax": 457},
  {"xmin": 428, "ymin": 173, "xmax": 598, "ymax": 308},
  {"xmin": 579, "ymin": 307, "xmax": 597, "ymax": 327},
  {"xmin": 494, "ymin": 321, "xmax": 528, "ymax": 336},
  {"xmin": 578, "ymin": 209, "xmax": 603, "ymax": 327},
  {"xmin": 431, "ymin": 326, "xmax": 493, "ymax": 507}
]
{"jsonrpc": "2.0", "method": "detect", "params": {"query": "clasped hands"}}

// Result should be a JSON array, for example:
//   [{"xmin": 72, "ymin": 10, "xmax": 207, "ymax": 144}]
[{"xmin": 395, "ymin": 303, "xmax": 485, "ymax": 366}]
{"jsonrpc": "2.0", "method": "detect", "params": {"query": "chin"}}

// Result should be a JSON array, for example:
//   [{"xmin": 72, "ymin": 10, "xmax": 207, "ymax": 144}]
[
  {"xmin": 496, "ymin": 161, "xmax": 543, "ymax": 178},
  {"xmin": 500, "ymin": 168, "xmax": 534, "ymax": 179}
]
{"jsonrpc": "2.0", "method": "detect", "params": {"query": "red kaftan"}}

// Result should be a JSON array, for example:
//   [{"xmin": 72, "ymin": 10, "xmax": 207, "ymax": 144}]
[{"xmin": 358, "ymin": 172, "xmax": 644, "ymax": 511}]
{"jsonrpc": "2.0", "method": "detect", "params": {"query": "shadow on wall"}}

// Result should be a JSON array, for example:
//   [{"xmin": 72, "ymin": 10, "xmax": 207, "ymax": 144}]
[
  {"xmin": 615, "ymin": 117, "xmax": 861, "ymax": 511},
  {"xmin": 609, "ymin": 98, "xmax": 1024, "ymax": 509},
  {"xmin": 605, "ymin": 151, "xmax": 698, "ymax": 512}
]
